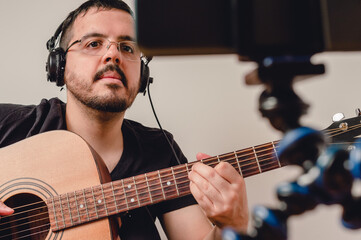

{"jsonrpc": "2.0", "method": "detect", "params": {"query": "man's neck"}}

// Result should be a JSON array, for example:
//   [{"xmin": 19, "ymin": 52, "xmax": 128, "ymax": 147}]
[{"xmin": 65, "ymin": 99, "xmax": 125, "ymax": 173}]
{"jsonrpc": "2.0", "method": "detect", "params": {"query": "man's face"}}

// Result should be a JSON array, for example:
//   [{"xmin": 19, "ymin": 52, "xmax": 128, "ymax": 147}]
[{"xmin": 64, "ymin": 8, "xmax": 141, "ymax": 113}]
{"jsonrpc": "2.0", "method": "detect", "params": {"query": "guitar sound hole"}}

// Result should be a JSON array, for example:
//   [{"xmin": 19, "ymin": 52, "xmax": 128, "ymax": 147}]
[{"xmin": 1, "ymin": 193, "xmax": 49, "ymax": 240}]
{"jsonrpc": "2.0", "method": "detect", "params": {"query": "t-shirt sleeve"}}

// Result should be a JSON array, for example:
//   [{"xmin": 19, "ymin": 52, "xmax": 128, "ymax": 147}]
[{"xmin": 0, "ymin": 98, "xmax": 66, "ymax": 148}]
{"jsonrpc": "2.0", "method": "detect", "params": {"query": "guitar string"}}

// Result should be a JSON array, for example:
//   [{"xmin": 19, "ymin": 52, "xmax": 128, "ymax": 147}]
[
  {"xmin": 2, "ymin": 140, "xmax": 283, "ymax": 215},
  {"xmin": 1, "ymin": 135, "xmax": 356, "ymax": 231},
  {"xmin": 0, "ymin": 141, "xmax": 354, "ymax": 235},
  {"xmin": 5, "ymin": 229, "xmax": 50, "ymax": 240},
  {"xmin": 1, "ymin": 137, "xmax": 356, "ymax": 231},
  {"xmin": 0, "ymin": 161, "xmax": 284, "ymax": 236},
  {"xmin": 4, "ymin": 123, "xmax": 356, "ymax": 217},
  {"xmin": 0, "ymin": 156, "xmax": 284, "ymax": 237},
  {"xmin": 1, "ymin": 141, "xmax": 355, "ymax": 233},
  {"xmin": 0, "ymin": 145, "xmax": 280, "ymax": 223},
  {"xmin": 0, "ymin": 143, "xmax": 291, "ymax": 231},
  {"xmin": 0, "ymin": 223, "xmax": 50, "ymax": 240},
  {"xmin": 1, "ymin": 125, "xmax": 359, "ymax": 234}
]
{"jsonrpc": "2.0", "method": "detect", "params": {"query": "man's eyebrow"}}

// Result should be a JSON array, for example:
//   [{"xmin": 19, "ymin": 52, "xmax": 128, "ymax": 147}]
[
  {"xmin": 80, "ymin": 33, "xmax": 135, "ymax": 42},
  {"xmin": 117, "ymin": 36, "xmax": 136, "ymax": 42},
  {"xmin": 82, "ymin": 32, "xmax": 107, "ymax": 39}
]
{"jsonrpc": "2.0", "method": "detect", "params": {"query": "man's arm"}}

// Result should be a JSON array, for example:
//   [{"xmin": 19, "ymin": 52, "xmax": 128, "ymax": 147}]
[
  {"xmin": 161, "ymin": 153, "xmax": 249, "ymax": 240},
  {"xmin": 161, "ymin": 205, "xmax": 214, "ymax": 240}
]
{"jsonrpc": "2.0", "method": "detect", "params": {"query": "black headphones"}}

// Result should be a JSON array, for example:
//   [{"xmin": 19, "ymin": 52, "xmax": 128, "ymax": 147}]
[{"xmin": 46, "ymin": 22, "xmax": 152, "ymax": 94}]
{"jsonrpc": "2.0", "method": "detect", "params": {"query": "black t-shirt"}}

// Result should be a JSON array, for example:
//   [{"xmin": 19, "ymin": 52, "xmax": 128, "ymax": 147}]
[{"xmin": 0, "ymin": 98, "xmax": 197, "ymax": 239}]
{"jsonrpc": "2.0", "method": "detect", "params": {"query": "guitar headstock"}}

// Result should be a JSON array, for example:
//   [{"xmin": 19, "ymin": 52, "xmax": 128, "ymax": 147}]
[{"xmin": 324, "ymin": 112, "xmax": 361, "ymax": 143}]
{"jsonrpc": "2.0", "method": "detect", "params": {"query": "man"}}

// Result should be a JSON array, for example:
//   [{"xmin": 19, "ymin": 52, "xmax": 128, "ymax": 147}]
[{"xmin": 0, "ymin": 0, "xmax": 248, "ymax": 239}]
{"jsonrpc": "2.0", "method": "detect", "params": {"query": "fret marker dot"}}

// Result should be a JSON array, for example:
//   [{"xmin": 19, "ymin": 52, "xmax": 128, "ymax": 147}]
[
  {"xmin": 167, "ymin": 181, "xmax": 171, "ymax": 186},
  {"xmin": 80, "ymin": 204, "xmax": 84, "ymax": 208},
  {"xmin": 98, "ymin": 199, "xmax": 102, "ymax": 204},
  {"xmin": 131, "ymin": 198, "xmax": 135, "ymax": 203},
  {"xmin": 128, "ymin": 184, "xmax": 132, "ymax": 189}
]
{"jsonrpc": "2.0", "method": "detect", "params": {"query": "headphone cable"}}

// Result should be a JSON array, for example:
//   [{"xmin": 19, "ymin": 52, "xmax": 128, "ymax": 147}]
[{"xmin": 146, "ymin": 79, "xmax": 182, "ymax": 165}]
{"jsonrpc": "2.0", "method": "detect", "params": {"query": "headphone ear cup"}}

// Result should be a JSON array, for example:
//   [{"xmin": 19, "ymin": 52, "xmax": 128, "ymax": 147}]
[
  {"xmin": 46, "ymin": 48, "xmax": 66, "ymax": 87},
  {"xmin": 139, "ymin": 60, "xmax": 150, "ymax": 93}
]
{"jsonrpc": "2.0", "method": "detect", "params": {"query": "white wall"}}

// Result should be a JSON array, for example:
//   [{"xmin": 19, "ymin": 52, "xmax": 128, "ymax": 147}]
[{"xmin": 1, "ymin": 1, "xmax": 361, "ymax": 239}]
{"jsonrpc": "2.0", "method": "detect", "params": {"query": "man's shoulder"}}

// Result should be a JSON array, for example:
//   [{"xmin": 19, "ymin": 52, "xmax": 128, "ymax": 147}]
[{"xmin": 0, "ymin": 98, "xmax": 65, "ymax": 123}]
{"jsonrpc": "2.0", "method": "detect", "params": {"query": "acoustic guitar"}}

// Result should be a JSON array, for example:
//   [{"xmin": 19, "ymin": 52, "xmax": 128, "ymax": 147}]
[{"xmin": 1, "ymin": 114, "xmax": 361, "ymax": 239}]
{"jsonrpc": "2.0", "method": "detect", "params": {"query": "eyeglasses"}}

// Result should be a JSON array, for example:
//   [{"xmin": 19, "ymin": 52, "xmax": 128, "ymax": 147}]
[{"xmin": 66, "ymin": 36, "xmax": 141, "ymax": 61}]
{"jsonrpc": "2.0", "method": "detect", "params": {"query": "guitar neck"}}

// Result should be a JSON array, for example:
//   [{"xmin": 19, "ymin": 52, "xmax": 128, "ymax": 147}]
[{"xmin": 47, "ymin": 140, "xmax": 284, "ymax": 232}]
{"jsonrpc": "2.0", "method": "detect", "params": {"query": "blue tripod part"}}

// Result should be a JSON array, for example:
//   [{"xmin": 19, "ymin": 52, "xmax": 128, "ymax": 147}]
[
  {"xmin": 277, "ymin": 127, "xmax": 324, "ymax": 167},
  {"xmin": 349, "ymin": 142, "xmax": 361, "ymax": 179},
  {"xmin": 252, "ymin": 206, "xmax": 287, "ymax": 240},
  {"xmin": 222, "ymin": 228, "xmax": 243, "ymax": 240}
]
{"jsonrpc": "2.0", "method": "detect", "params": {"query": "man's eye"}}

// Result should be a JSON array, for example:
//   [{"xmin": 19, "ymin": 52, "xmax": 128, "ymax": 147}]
[
  {"xmin": 87, "ymin": 41, "xmax": 102, "ymax": 48},
  {"xmin": 121, "ymin": 44, "xmax": 134, "ymax": 54}
]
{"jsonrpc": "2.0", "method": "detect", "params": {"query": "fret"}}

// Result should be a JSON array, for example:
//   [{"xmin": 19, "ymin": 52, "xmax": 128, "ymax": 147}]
[
  {"xmin": 272, "ymin": 141, "xmax": 282, "ymax": 168},
  {"xmin": 66, "ymin": 192, "xmax": 80, "ymax": 225},
  {"xmin": 112, "ymin": 180, "xmax": 128, "ymax": 211},
  {"xmin": 235, "ymin": 148, "xmax": 258, "ymax": 177},
  {"xmin": 171, "ymin": 167, "xmax": 180, "ymax": 196},
  {"xmin": 73, "ymin": 191, "xmax": 82, "ymax": 224},
  {"xmin": 173, "ymin": 164, "xmax": 190, "ymax": 196},
  {"xmin": 82, "ymin": 189, "xmax": 90, "ymax": 221},
  {"xmin": 92, "ymin": 186, "xmax": 107, "ymax": 215},
  {"xmin": 75, "ymin": 190, "xmax": 88, "ymax": 223},
  {"xmin": 58, "ymin": 195, "xmax": 66, "ymax": 228},
  {"xmin": 252, "ymin": 147, "xmax": 262, "ymax": 173},
  {"xmin": 65, "ymin": 193, "xmax": 74, "ymax": 226},
  {"xmin": 158, "ymin": 170, "xmax": 166, "ymax": 200},
  {"xmin": 85, "ymin": 188, "xmax": 97, "ymax": 220},
  {"xmin": 133, "ymin": 177, "xmax": 141, "ymax": 207},
  {"xmin": 159, "ymin": 168, "xmax": 178, "ymax": 199},
  {"xmin": 100, "ymin": 185, "xmax": 109, "ymax": 216},
  {"xmin": 134, "ymin": 174, "xmax": 152, "ymax": 206},
  {"xmin": 50, "ymin": 198, "xmax": 59, "ymax": 230},
  {"xmin": 217, "ymin": 155, "xmax": 221, "ymax": 162},
  {"xmin": 110, "ymin": 182, "xmax": 120, "ymax": 213},
  {"xmin": 146, "ymin": 171, "xmax": 164, "ymax": 203},
  {"xmin": 123, "ymin": 178, "xmax": 138, "ymax": 209},
  {"xmin": 145, "ymin": 173, "xmax": 154, "ymax": 204},
  {"xmin": 254, "ymin": 143, "xmax": 280, "ymax": 173},
  {"xmin": 100, "ymin": 183, "xmax": 116, "ymax": 215},
  {"xmin": 234, "ymin": 151, "xmax": 243, "ymax": 177},
  {"xmin": 121, "ymin": 179, "xmax": 130, "ymax": 210},
  {"xmin": 91, "ymin": 187, "xmax": 99, "ymax": 219},
  {"xmin": 217, "ymin": 152, "xmax": 240, "ymax": 176}
]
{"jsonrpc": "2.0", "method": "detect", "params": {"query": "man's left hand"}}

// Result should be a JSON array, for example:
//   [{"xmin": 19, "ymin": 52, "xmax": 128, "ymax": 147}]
[{"xmin": 188, "ymin": 153, "xmax": 249, "ymax": 232}]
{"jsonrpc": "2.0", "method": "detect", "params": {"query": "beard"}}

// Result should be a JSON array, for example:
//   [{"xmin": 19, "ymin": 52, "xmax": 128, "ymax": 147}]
[{"xmin": 65, "ymin": 64, "xmax": 138, "ymax": 113}]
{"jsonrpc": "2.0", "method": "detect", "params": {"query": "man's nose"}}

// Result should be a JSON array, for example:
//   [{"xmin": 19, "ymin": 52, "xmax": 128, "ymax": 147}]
[{"xmin": 103, "ymin": 42, "xmax": 122, "ymax": 64}]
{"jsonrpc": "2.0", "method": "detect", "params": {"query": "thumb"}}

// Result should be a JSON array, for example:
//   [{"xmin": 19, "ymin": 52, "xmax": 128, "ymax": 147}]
[
  {"xmin": 0, "ymin": 201, "xmax": 14, "ymax": 216},
  {"xmin": 196, "ymin": 152, "xmax": 211, "ymax": 161}
]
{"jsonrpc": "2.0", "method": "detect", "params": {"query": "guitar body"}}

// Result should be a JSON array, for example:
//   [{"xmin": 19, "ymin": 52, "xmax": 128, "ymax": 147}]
[{"xmin": 0, "ymin": 131, "xmax": 119, "ymax": 240}]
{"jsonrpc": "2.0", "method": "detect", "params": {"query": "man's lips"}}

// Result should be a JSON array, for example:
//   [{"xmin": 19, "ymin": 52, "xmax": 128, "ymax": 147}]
[
  {"xmin": 97, "ymin": 72, "xmax": 127, "ymax": 87},
  {"xmin": 99, "ymin": 72, "xmax": 121, "ymax": 80},
  {"xmin": 94, "ymin": 65, "xmax": 128, "ymax": 88}
]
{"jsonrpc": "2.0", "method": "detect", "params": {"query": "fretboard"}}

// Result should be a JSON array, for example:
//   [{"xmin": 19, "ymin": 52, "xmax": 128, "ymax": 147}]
[{"xmin": 47, "ymin": 140, "xmax": 283, "ymax": 231}]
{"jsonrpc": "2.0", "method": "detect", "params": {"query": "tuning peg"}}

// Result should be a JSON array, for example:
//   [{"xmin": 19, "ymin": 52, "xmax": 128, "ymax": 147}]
[
  {"xmin": 332, "ymin": 113, "xmax": 345, "ymax": 122},
  {"xmin": 355, "ymin": 108, "xmax": 361, "ymax": 116}
]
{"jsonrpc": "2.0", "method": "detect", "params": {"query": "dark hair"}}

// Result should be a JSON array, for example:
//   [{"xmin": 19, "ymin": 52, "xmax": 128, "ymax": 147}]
[{"xmin": 59, "ymin": 0, "xmax": 133, "ymax": 50}]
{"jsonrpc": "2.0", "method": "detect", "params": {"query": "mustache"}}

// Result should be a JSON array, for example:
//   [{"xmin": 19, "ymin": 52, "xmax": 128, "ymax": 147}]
[{"xmin": 94, "ymin": 64, "xmax": 127, "ymax": 87}]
